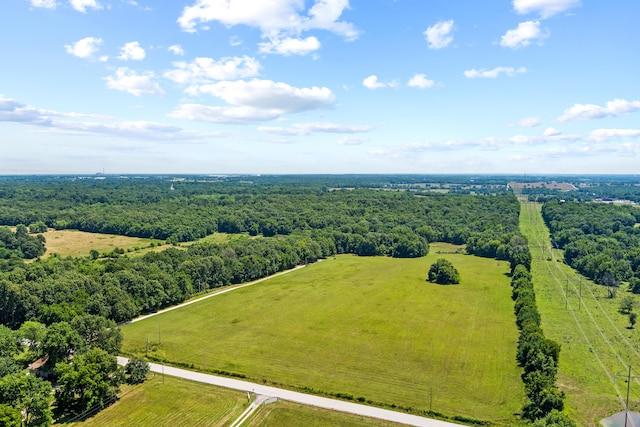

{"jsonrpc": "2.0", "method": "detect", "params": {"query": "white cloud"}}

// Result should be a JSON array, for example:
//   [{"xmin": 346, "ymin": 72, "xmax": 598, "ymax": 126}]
[
  {"xmin": 118, "ymin": 42, "xmax": 146, "ymax": 61},
  {"xmin": 29, "ymin": 0, "xmax": 57, "ymax": 8},
  {"xmin": 408, "ymin": 74, "xmax": 436, "ymax": 89},
  {"xmin": 65, "ymin": 37, "xmax": 103, "ymax": 59},
  {"xmin": 424, "ymin": 20, "xmax": 454, "ymax": 49},
  {"xmin": 164, "ymin": 56, "xmax": 261, "ymax": 85},
  {"xmin": 500, "ymin": 21, "xmax": 547, "ymax": 49},
  {"xmin": 464, "ymin": 66, "xmax": 527, "ymax": 79},
  {"xmin": 258, "ymin": 36, "xmax": 321, "ymax": 56},
  {"xmin": 170, "ymin": 104, "xmax": 282, "ymax": 124},
  {"xmin": 186, "ymin": 79, "xmax": 335, "ymax": 113},
  {"xmin": 258, "ymin": 122, "xmax": 373, "ymax": 136},
  {"xmin": 558, "ymin": 99, "xmax": 640, "ymax": 122},
  {"xmin": 69, "ymin": 0, "xmax": 102, "ymax": 13},
  {"xmin": 338, "ymin": 136, "xmax": 367, "ymax": 145},
  {"xmin": 589, "ymin": 128, "xmax": 640, "ymax": 141},
  {"xmin": 0, "ymin": 95, "xmax": 214, "ymax": 141},
  {"xmin": 177, "ymin": 0, "xmax": 359, "ymax": 52},
  {"xmin": 544, "ymin": 127, "xmax": 562, "ymax": 136},
  {"xmin": 168, "ymin": 45, "xmax": 185, "ymax": 56},
  {"xmin": 513, "ymin": 0, "xmax": 580, "ymax": 18},
  {"xmin": 516, "ymin": 116, "xmax": 542, "ymax": 127},
  {"xmin": 362, "ymin": 75, "xmax": 398, "ymax": 89},
  {"xmin": 105, "ymin": 68, "xmax": 165, "ymax": 96}
]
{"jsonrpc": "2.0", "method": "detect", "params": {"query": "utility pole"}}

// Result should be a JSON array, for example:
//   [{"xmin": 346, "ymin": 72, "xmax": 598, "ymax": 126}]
[
  {"xmin": 158, "ymin": 321, "xmax": 161, "ymax": 344},
  {"xmin": 614, "ymin": 366, "xmax": 639, "ymax": 427}
]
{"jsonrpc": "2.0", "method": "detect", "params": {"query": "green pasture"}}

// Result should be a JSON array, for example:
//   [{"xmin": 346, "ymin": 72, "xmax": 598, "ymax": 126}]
[
  {"xmin": 60, "ymin": 375, "xmax": 247, "ymax": 427},
  {"xmin": 519, "ymin": 200, "xmax": 640, "ymax": 425},
  {"xmin": 246, "ymin": 400, "xmax": 406, "ymax": 427},
  {"xmin": 122, "ymin": 244, "xmax": 523, "ymax": 424}
]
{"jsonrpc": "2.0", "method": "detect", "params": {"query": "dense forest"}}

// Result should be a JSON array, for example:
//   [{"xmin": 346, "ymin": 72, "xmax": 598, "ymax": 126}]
[
  {"xmin": 542, "ymin": 200, "xmax": 640, "ymax": 291},
  {"xmin": 0, "ymin": 175, "xmax": 551, "ymax": 425}
]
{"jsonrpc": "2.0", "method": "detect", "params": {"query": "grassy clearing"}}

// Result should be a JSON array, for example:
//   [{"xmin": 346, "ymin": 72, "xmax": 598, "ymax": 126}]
[
  {"xmin": 122, "ymin": 243, "xmax": 523, "ymax": 424},
  {"xmin": 58, "ymin": 375, "xmax": 248, "ymax": 427},
  {"xmin": 246, "ymin": 400, "xmax": 406, "ymax": 427},
  {"xmin": 519, "ymin": 200, "xmax": 640, "ymax": 425},
  {"xmin": 41, "ymin": 229, "xmax": 164, "ymax": 258}
]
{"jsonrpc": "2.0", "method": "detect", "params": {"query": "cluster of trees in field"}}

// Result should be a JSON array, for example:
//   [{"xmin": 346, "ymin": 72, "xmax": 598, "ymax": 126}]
[
  {"xmin": 542, "ymin": 200, "xmax": 640, "ymax": 289},
  {"xmin": 510, "ymin": 246, "xmax": 572, "ymax": 425},
  {"xmin": 0, "ymin": 225, "xmax": 46, "ymax": 260},
  {"xmin": 0, "ymin": 315, "xmax": 148, "ymax": 426}
]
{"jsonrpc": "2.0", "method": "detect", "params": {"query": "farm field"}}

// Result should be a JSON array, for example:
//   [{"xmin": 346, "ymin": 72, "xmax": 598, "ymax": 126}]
[
  {"xmin": 41, "ymin": 229, "xmax": 165, "ymax": 258},
  {"xmin": 59, "ymin": 375, "xmax": 248, "ymax": 427},
  {"xmin": 245, "ymin": 399, "xmax": 407, "ymax": 427},
  {"xmin": 519, "ymin": 199, "xmax": 640, "ymax": 425},
  {"xmin": 122, "ymin": 243, "xmax": 523, "ymax": 424}
]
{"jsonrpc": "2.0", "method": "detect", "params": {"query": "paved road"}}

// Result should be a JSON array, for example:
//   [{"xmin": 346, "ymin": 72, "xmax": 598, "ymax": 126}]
[{"xmin": 117, "ymin": 357, "xmax": 464, "ymax": 427}]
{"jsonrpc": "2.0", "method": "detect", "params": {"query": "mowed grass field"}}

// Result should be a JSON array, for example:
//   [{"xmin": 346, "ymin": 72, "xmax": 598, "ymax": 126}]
[
  {"xmin": 122, "ymin": 244, "xmax": 523, "ymax": 423},
  {"xmin": 60, "ymin": 375, "xmax": 248, "ymax": 427},
  {"xmin": 519, "ymin": 200, "xmax": 640, "ymax": 425}
]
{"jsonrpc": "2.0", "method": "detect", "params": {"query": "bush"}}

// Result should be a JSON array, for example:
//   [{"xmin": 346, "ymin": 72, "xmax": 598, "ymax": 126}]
[
  {"xmin": 125, "ymin": 356, "xmax": 150, "ymax": 385},
  {"xmin": 427, "ymin": 259, "xmax": 460, "ymax": 284}
]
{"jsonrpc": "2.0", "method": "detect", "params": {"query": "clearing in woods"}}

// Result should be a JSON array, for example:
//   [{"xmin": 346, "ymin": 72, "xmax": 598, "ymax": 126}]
[{"xmin": 122, "ymin": 243, "xmax": 523, "ymax": 424}]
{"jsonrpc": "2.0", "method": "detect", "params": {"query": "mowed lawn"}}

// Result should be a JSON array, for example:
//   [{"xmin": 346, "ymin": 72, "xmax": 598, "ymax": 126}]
[
  {"xmin": 61, "ymin": 375, "xmax": 248, "ymax": 427},
  {"xmin": 122, "ymin": 244, "xmax": 523, "ymax": 423}
]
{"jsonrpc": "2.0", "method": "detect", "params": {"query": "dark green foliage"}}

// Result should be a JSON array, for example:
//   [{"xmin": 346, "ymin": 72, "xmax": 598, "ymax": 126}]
[
  {"xmin": 0, "ymin": 373, "xmax": 53, "ymax": 427},
  {"xmin": 70, "ymin": 315, "xmax": 123, "ymax": 354},
  {"xmin": 0, "ymin": 403, "xmax": 21, "ymax": 427},
  {"xmin": 630, "ymin": 312, "xmax": 637, "ymax": 328},
  {"xmin": 55, "ymin": 348, "xmax": 123, "ymax": 414},
  {"xmin": 531, "ymin": 410, "xmax": 577, "ymax": 427},
  {"xmin": 28, "ymin": 222, "xmax": 48, "ymax": 234},
  {"xmin": 427, "ymin": 259, "xmax": 460, "ymax": 284},
  {"xmin": 542, "ymin": 200, "xmax": 640, "ymax": 286},
  {"xmin": 0, "ymin": 225, "xmax": 45, "ymax": 260},
  {"xmin": 41, "ymin": 322, "xmax": 85, "ymax": 366},
  {"xmin": 0, "ymin": 325, "xmax": 20, "ymax": 358},
  {"xmin": 125, "ymin": 356, "xmax": 149, "ymax": 384}
]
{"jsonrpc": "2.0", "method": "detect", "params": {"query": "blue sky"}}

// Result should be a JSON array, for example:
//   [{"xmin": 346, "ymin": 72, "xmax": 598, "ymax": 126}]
[{"xmin": 1, "ymin": 0, "xmax": 639, "ymax": 174}]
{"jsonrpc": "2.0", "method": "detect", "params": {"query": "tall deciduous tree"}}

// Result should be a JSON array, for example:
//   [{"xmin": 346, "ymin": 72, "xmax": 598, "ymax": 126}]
[
  {"xmin": 0, "ymin": 373, "xmax": 53, "ymax": 427},
  {"xmin": 427, "ymin": 258, "xmax": 460, "ymax": 284}
]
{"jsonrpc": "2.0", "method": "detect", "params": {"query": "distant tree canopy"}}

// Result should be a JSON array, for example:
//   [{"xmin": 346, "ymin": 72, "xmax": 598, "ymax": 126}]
[
  {"xmin": 542, "ymin": 200, "xmax": 640, "ymax": 287},
  {"xmin": 427, "ymin": 259, "xmax": 460, "ymax": 284},
  {"xmin": 0, "ymin": 226, "xmax": 45, "ymax": 260}
]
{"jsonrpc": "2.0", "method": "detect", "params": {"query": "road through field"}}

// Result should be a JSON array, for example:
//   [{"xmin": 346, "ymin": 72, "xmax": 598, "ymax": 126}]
[
  {"xmin": 123, "ymin": 264, "xmax": 310, "ymax": 325},
  {"xmin": 116, "ymin": 357, "xmax": 464, "ymax": 427}
]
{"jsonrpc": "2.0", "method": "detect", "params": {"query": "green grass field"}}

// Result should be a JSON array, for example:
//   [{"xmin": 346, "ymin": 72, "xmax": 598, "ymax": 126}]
[
  {"xmin": 519, "ymin": 200, "xmax": 640, "ymax": 425},
  {"xmin": 59, "ymin": 375, "xmax": 248, "ymax": 427},
  {"xmin": 122, "ymin": 244, "xmax": 523, "ymax": 424},
  {"xmin": 41, "ymin": 229, "xmax": 165, "ymax": 258},
  {"xmin": 246, "ymin": 400, "xmax": 407, "ymax": 427}
]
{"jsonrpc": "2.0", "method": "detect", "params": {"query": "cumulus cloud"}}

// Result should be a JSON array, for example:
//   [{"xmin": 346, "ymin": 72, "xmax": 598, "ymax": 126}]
[
  {"xmin": 258, "ymin": 122, "xmax": 373, "ymax": 136},
  {"xmin": 558, "ymin": 99, "xmax": 640, "ymax": 122},
  {"xmin": 424, "ymin": 20, "xmax": 454, "ymax": 49},
  {"xmin": 362, "ymin": 75, "xmax": 398, "ymax": 89},
  {"xmin": 464, "ymin": 66, "xmax": 527, "ymax": 78},
  {"xmin": 408, "ymin": 74, "xmax": 436, "ymax": 89},
  {"xmin": 258, "ymin": 36, "xmax": 321, "ymax": 56},
  {"xmin": 177, "ymin": 0, "xmax": 359, "ymax": 54},
  {"xmin": 589, "ymin": 128, "xmax": 640, "ymax": 141},
  {"xmin": 29, "ymin": 0, "xmax": 57, "ymax": 8},
  {"xmin": 168, "ymin": 45, "xmax": 185, "ymax": 55},
  {"xmin": 118, "ymin": 42, "xmax": 146, "ymax": 61},
  {"xmin": 65, "ymin": 37, "xmax": 103, "ymax": 59},
  {"xmin": 69, "ymin": 0, "xmax": 102, "ymax": 13},
  {"xmin": 164, "ymin": 56, "xmax": 260, "ymax": 85},
  {"xmin": 544, "ymin": 127, "xmax": 562, "ymax": 136},
  {"xmin": 187, "ymin": 79, "xmax": 335, "ymax": 112},
  {"xmin": 500, "ymin": 21, "xmax": 547, "ymax": 48},
  {"xmin": 513, "ymin": 0, "xmax": 581, "ymax": 18},
  {"xmin": 105, "ymin": 68, "xmax": 165, "ymax": 96},
  {"xmin": 171, "ymin": 79, "xmax": 335, "ymax": 124}
]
